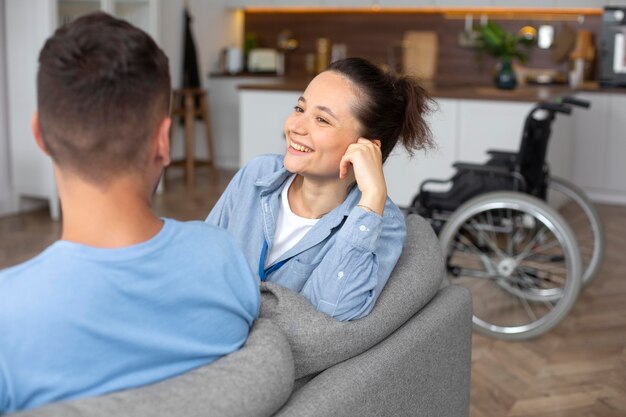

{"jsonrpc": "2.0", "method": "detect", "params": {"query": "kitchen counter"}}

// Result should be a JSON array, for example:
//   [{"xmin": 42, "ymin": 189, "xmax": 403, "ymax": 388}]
[{"xmin": 238, "ymin": 79, "xmax": 626, "ymax": 103}]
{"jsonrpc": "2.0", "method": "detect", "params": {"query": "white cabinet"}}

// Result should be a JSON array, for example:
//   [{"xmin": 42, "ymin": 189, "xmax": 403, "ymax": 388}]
[
  {"xmin": 209, "ymin": 77, "xmax": 285, "ymax": 169},
  {"xmin": 239, "ymin": 89, "xmax": 626, "ymax": 206},
  {"xmin": 239, "ymin": 90, "xmax": 297, "ymax": 165},
  {"xmin": 384, "ymin": 99, "xmax": 459, "ymax": 207},
  {"xmin": 457, "ymin": 100, "xmax": 532, "ymax": 163},
  {"xmin": 605, "ymin": 94, "xmax": 626, "ymax": 195},
  {"xmin": 571, "ymin": 93, "xmax": 608, "ymax": 191},
  {"xmin": 457, "ymin": 99, "xmax": 574, "ymax": 181},
  {"xmin": 570, "ymin": 92, "xmax": 626, "ymax": 204}
]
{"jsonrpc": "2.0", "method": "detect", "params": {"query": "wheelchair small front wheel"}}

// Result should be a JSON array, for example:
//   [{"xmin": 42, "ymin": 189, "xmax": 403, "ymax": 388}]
[{"xmin": 439, "ymin": 191, "xmax": 582, "ymax": 340}]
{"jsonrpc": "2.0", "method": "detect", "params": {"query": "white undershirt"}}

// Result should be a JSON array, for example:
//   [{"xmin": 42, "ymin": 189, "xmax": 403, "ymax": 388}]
[{"xmin": 265, "ymin": 175, "xmax": 319, "ymax": 268}]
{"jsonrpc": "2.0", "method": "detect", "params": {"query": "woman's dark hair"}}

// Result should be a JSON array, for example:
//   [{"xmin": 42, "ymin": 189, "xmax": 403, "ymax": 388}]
[
  {"xmin": 37, "ymin": 12, "xmax": 170, "ymax": 183},
  {"xmin": 327, "ymin": 57, "xmax": 435, "ymax": 162}
]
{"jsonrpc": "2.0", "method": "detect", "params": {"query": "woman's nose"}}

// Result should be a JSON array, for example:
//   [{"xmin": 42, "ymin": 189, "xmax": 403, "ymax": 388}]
[{"xmin": 286, "ymin": 113, "xmax": 308, "ymax": 135}]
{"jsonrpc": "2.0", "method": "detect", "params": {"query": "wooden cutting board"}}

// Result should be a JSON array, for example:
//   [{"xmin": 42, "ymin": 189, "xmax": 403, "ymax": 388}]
[{"xmin": 402, "ymin": 31, "xmax": 438, "ymax": 81}]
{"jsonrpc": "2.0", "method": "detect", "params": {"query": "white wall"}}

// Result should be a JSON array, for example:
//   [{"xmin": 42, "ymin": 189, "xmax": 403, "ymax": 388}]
[
  {"xmin": 0, "ymin": 0, "xmax": 14, "ymax": 216},
  {"xmin": 160, "ymin": 0, "xmax": 243, "ymax": 169}
]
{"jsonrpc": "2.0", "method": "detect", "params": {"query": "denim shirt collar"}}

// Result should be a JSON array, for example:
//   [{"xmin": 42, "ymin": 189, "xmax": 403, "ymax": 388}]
[{"xmin": 255, "ymin": 166, "xmax": 360, "ymax": 264}]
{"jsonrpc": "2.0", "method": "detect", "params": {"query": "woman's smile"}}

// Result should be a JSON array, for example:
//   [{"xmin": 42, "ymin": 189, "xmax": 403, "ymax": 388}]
[{"xmin": 288, "ymin": 139, "xmax": 314, "ymax": 153}]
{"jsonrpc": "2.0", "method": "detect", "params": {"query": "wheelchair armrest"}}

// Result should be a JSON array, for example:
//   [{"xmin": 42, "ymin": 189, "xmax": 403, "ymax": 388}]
[
  {"xmin": 419, "ymin": 178, "xmax": 453, "ymax": 194},
  {"xmin": 486, "ymin": 149, "xmax": 516, "ymax": 159},
  {"xmin": 452, "ymin": 162, "xmax": 511, "ymax": 176}
]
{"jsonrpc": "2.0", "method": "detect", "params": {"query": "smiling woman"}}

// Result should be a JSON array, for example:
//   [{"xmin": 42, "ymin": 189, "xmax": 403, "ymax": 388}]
[{"xmin": 206, "ymin": 57, "xmax": 435, "ymax": 321}]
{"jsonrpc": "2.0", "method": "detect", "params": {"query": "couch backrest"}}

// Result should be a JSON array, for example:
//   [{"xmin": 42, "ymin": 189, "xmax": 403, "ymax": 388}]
[
  {"xmin": 260, "ymin": 214, "xmax": 445, "ymax": 379},
  {"xmin": 14, "ymin": 319, "xmax": 294, "ymax": 417}
]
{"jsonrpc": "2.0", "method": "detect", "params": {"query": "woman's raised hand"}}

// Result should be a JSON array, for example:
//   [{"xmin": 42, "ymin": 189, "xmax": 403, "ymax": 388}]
[{"xmin": 339, "ymin": 138, "xmax": 387, "ymax": 215}]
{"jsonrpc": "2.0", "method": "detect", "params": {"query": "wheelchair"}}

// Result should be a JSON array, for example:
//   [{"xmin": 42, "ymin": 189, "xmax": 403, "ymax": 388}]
[{"xmin": 407, "ymin": 96, "xmax": 605, "ymax": 341}]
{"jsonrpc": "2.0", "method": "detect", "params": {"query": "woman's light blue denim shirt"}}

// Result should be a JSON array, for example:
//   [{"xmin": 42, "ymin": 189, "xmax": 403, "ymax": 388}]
[{"xmin": 206, "ymin": 154, "xmax": 406, "ymax": 321}]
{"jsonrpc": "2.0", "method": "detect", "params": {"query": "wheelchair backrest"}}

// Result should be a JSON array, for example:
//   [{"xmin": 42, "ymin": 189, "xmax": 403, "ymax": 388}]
[{"xmin": 516, "ymin": 108, "xmax": 555, "ymax": 199}]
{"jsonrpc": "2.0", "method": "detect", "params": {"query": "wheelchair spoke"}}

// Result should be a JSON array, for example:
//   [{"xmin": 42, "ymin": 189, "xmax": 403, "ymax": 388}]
[
  {"xmin": 517, "ymin": 293, "xmax": 538, "ymax": 321},
  {"xmin": 467, "ymin": 219, "xmax": 507, "ymax": 259},
  {"xmin": 457, "ymin": 230, "xmax": 499, "ymax": 271},
  {"xmin": 531, "ymin": 238, "xmax": 561, "ymax": 255},
  {"xmin": 514, "ymin": 225, "xmax": 549, "ymax": 263}
]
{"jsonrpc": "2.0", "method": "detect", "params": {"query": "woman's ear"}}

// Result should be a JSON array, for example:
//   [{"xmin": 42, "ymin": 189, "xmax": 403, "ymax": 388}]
[
  {"xmin": 371, "ymin": 139, "xmax": 381, "ymax": 148},
  {"xmin": 31, "ymin": 112, "xmax": 50, "ymax": 156}
]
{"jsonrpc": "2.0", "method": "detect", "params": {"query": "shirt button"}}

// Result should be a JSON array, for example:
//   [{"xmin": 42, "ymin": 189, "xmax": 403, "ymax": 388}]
[
  {"xmin": 359, "ymin": 225, "xmax": 369, "ymax": 232},
  {"xmin": 337, "ymin": 271, "xmax": 344, "ymax": 279}
]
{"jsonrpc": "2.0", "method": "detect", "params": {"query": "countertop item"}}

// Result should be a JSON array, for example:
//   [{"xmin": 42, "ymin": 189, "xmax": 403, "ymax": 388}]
[
  {"xmin": 403, "ymin": 31, "xmax": 438, "ymax": 81},
  {"xmin": 248, "ymin": 48, "xmax": 278, "ymax": 72}
]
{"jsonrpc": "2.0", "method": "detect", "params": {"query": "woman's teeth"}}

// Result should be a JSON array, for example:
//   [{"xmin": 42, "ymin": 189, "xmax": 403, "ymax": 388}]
[{"xmin": 291, "ymin": 142, "xmax": 313, "ymax": 152}]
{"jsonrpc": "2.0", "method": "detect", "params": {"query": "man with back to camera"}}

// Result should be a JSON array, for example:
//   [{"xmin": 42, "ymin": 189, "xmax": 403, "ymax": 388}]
[{"xmin": 0, "ymin": 12, "xmax": 260, "ymax": 413}]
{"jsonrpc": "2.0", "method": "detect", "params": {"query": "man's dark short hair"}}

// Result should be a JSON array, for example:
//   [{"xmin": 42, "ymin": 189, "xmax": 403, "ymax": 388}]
[{"xmin": 37, "ymin": 12, "xmax": 171, "ymax": 183}]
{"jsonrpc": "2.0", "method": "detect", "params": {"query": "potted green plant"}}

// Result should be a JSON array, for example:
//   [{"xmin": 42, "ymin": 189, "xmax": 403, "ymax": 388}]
[{"xmin": 478, "ymin": 22, "xmax": 535, "ymax": 90}]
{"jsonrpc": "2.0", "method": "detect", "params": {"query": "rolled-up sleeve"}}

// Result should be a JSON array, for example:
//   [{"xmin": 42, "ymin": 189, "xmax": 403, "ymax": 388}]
[{"xmin": 301, "ymin": 204, "xmax": 406, "ymax": 321}]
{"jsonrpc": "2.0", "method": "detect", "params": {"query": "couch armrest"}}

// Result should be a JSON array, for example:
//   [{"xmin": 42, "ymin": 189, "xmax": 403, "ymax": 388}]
[
  {"xmin": 274, "ymin": 285, "xmax": 473, "ymax": 417},
  {"xmin": 15, "ymin": 319, "xmax": 294, "ymax": 417}
]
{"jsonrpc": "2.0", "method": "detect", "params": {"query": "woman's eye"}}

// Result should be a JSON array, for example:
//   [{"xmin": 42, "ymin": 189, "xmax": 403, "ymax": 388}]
[
  {"xmin": 316, "ymin": 117, "xmax": 329, "ymax": 124},
  {"xmin": 294, "ymin": 105, "xmax": 304, "ymax": 113}
]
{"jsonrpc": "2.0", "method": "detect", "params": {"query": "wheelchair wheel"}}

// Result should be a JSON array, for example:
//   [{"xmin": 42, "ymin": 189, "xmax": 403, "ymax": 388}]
[
  {"xmin": 439, "ymin": 192, "xmax": 582, "ymax": 340},
  {"xmin": 547, "ymin": 176, "xmax": 605, "ymax": 288}
]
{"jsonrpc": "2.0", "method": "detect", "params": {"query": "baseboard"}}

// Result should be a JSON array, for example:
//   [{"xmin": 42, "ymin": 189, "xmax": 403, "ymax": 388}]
[
  {"xmin": 583, "ymin": 188, "xmax": 626, "ymax": 206},
  {"xmin": 215, "ymin": 158, "xmax": 239, "ymax": 170},
  {"xmin": 0, "ymin": 197, "xmax": 18, "ymax": 217},
  {"xmin": 0, "ymin": 195, "xmax": 49, "ymax": 218}
]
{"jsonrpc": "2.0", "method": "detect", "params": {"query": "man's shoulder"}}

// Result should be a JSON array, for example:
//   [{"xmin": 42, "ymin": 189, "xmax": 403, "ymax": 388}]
[
  {"xmin": 0, "ymin": 245, "xmax": 61, "ymax": 286},
  {"xmin": 165, "ymin": 219, "xmax": 243, "ymax": 256},
  {"xmin": 166, "ymin": 218, "xmax": 230, "ymax": 240}
]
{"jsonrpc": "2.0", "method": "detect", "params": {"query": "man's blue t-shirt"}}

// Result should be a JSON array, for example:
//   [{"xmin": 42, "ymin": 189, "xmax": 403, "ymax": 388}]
[{"xmin": 0, "ymin": 219, "xmax": 259, "ymax": 413}]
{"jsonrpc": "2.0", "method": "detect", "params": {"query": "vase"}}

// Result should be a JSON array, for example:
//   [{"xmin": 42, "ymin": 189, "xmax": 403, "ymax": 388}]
[{"xmin": 494, "ymin": 58, "xmax": 517, "ymax": 90}]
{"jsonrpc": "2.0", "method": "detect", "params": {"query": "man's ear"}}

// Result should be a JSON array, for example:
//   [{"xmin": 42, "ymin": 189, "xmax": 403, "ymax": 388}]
[
  {"xmin": 31, "ymin": 112, "xmax": 50, "ymax": 156},
  {"xmin": 154, "ymin": 116, "xmax": 171, "ymax": 167}
]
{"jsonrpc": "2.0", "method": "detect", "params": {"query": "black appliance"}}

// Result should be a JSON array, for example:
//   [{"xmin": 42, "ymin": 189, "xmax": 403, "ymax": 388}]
[{"xmin": 599, "ymin": 6, "xmax": 626, "ymax": 87}]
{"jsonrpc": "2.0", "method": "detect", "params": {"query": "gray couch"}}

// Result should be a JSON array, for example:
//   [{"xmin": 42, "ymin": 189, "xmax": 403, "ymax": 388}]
[{"xmin": 17, "ymin": 215, "xmax": 473, "ymax": 417}]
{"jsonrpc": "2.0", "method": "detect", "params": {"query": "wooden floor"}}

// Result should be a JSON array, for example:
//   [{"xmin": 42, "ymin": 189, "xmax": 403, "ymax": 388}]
[{"xmin": 1, "ymin": 170, "xmax": 625, "ymax": 417}]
